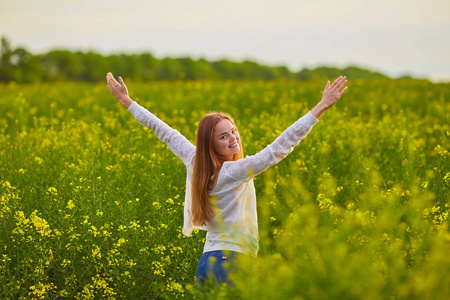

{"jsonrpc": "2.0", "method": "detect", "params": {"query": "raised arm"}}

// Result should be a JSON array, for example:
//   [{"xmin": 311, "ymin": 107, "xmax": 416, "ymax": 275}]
[
  {"xmin": 223, "ymin": 76, "xmax": 348, "ymax": 182},
  {"xmin": 106, "ymin": 73, "xmax": 196, "ymax": 166}
]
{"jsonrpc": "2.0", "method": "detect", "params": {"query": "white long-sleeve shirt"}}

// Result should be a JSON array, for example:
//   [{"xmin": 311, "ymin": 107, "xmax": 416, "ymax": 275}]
[{"xmin": 127, "ymin": 101, "xmax": 319, "ymax": 256}]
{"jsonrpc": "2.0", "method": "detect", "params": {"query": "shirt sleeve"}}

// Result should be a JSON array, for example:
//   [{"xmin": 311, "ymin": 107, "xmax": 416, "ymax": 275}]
[
  {"xmin": 223, "ymin": 111, "xmax": 319, "ymax": 182},
  {"xmin": 127, "ymin": 101, "xmax": 196, "ymax": 166}
]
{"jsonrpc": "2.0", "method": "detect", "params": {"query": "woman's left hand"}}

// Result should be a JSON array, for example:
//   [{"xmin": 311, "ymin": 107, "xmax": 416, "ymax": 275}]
[
  {"xmin": 320, "ymin": 76, "xmax": 348, "ymax": 109},
  {"xmin": 310, "ymin": 76, "xmax": 348, "ymax": 119}
]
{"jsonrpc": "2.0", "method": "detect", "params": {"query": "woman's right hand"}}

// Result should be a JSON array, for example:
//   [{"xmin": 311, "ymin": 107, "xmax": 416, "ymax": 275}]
[{"xmin": 106, "ymin": 72, "xmax": 133, "ymax": 108}]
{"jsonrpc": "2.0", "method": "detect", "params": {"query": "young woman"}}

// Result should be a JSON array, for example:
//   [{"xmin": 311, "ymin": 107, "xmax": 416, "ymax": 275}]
[{"xmin": 106, "ymin": 73, "xmax": 348, "ymax": 286}]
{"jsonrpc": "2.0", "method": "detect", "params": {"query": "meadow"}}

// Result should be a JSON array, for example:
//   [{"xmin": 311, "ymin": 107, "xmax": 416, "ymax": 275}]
[{"xmin": 0, "ymin": 78, "xmax": 449, "ymax": 299}]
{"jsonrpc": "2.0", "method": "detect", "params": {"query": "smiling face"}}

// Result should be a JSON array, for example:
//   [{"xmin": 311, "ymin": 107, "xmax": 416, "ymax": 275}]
[{"xmin": 213, "ymin": 118, "xmax": 241, "ymax": 161}]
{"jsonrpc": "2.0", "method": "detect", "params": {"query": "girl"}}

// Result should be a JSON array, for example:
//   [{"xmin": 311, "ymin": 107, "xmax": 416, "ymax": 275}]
[{"xmin": 106, "ymin": 73, "xmax": 348, "ymax": 286}]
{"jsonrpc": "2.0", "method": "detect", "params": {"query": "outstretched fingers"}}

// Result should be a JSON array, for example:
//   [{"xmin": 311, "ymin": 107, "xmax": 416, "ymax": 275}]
[
  {"xmin": 331, "ymin": 76, "xmax": 346, "ymax": 89},
  {"xmin": 322, "ymin": 76, "xmax": 349, "ymax": 104},
  {"xmin": 107, "ymin": 72, "xmax": 120, "ymax": 95},
  {"xmin": 331, "ymin": 76, "xmax": 348, "ymax": 94},
  {"xmin": 107, "ymin": 73, "xmax": 124, "ymax": 94}
]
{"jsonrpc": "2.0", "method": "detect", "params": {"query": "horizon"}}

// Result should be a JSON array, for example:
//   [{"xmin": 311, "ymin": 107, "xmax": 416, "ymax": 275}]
[
  {"xmin": 1, "ymin": 0, "xmax": 449, "ymax": 82},
  {"xmin": 0, "ymin": 36, "xmax": 393, "ymax": 76}
]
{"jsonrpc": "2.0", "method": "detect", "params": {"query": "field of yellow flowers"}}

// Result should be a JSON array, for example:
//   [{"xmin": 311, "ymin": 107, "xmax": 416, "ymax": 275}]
[{"xmin": 0, "ymin": 78, "xmax": 449, "ymax": 299}]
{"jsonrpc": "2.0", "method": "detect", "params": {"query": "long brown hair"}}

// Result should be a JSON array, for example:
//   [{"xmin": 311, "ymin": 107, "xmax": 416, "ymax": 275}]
[{"xmin": 190, "ymin": 112, "xmax": 244, "ymax": 226}]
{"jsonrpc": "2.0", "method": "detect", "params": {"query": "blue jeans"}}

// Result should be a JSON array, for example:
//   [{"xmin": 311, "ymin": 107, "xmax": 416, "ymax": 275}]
[{"xmin": 195, "ymin": 250, "xmax": 239, "ymax": 286}]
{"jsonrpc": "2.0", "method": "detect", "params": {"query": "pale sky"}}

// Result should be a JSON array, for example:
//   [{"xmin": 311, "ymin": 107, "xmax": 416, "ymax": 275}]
[{"xmin": 1, "ymin": 0, "xmax": 449, "ymax": 81}]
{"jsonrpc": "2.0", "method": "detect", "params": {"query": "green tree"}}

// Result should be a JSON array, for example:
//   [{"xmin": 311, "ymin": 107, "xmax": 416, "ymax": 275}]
[{"xmin": 0, "ymin": 37, "xmax": 13, "ymax": 81}]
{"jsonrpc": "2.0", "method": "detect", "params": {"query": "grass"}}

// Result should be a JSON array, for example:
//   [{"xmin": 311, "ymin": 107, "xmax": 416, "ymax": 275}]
[{"xmin": 0, "ymin": 78, "xmax": 449, "ymax": 299}]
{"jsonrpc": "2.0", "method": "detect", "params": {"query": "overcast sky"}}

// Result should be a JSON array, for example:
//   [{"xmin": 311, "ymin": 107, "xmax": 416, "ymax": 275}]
[{"xmin": 1, "ymin": 0, "xmax": 449, "ymax": 81}]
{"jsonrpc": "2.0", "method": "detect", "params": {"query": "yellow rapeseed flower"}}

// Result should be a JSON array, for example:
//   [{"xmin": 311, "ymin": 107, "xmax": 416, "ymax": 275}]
[{"xmin": 67, "ymin": 200, "xmax": 75, "ymax": 210}]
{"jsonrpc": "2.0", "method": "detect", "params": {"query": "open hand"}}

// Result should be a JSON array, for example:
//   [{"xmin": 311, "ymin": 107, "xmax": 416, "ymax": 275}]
[
  {"xmin": 320, "ymin": 76, "xmax": 348, "ymax": 109},
  {"xmin": 106, "ymin": 72, "xmax": 133, "ymax": 108}
]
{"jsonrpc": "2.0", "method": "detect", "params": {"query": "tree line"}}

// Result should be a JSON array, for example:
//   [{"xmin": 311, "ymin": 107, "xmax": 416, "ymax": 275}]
[{"xmin": 0, "ymin": 37, "xmax": 388, "ymax": 83}]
